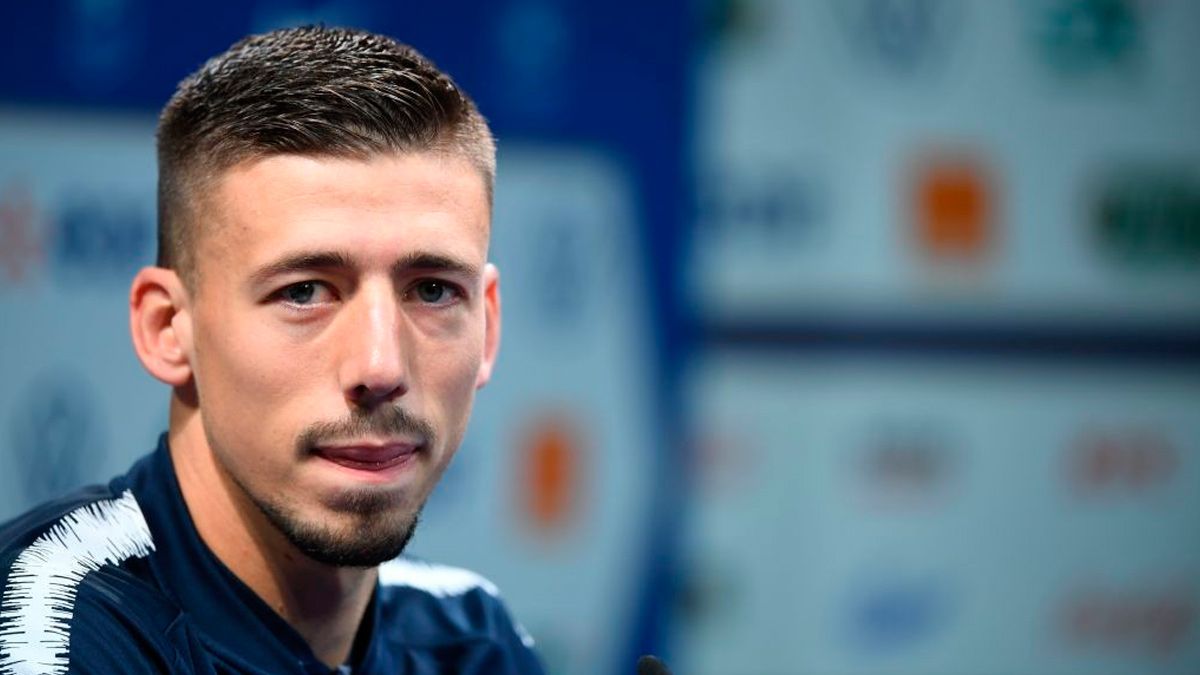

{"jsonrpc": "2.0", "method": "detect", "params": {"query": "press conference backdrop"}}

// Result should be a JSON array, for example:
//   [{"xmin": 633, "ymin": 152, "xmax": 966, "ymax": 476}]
[{"xmin": 0, "ymin": 2, "xmax": 1197, "ymax": 675}]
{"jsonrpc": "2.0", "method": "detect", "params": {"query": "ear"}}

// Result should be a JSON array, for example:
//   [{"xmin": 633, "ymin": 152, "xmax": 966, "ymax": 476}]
[
  {"xmin": 129, "ymin": 266, "xmax": 194, "ymax": 387},
  {"xmin": 475, "ymin": 263, "xmax": 501, "ymax": 389}
]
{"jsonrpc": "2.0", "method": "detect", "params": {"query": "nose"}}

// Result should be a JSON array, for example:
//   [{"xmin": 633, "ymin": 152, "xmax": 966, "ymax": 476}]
[{"xmin": 339, "ymin": 282, "xmax": 408, "ymax": 410}]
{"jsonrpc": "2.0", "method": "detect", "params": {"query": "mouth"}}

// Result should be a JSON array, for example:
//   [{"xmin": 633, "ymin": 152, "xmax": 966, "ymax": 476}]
[{"xmin": 312, "ymin": 441, "xmax": 422, "ymax": 474}]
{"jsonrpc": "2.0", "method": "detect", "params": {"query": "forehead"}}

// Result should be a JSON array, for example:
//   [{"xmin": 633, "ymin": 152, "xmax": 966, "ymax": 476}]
[{"xmin": 196, "ymin": 152, "xmax": 491, "ymax": 278}]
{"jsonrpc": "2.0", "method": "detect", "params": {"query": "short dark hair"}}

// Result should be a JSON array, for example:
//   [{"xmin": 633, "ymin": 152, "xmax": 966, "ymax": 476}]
[{"xmin": 156, "ymin": 25, "xmax": 495, "ymax": 288}]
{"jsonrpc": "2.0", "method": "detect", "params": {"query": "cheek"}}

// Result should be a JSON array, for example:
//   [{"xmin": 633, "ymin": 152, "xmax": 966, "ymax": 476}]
[
  {"xmin": 416, "ymin": 333, "xmax": 484, "ymax": 425},
  {"xmin": 429, "ymin": 330, "xmax": 484, "ymax": 389},
  {"xmin": 193, "ymin": 312, "xmax": 316, "ymax": 448}
]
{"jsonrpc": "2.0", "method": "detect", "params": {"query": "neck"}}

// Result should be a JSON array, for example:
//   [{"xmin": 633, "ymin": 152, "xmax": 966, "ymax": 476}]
[{"xmin": 167, "ymin": 396, "xmax": 375, "ymax": 668}]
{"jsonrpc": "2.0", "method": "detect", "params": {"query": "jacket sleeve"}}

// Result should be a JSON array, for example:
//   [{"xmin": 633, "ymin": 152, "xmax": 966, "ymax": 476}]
[{"xmin": 61, "ymin": 569, "xmax": 200, "ymax": 674}]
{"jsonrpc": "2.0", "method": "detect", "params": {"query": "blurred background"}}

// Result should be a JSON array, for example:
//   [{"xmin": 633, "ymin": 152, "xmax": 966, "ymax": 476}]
[{"xmin": 1, "ymin": 1, "xmax": 1198, "ymax": 673}]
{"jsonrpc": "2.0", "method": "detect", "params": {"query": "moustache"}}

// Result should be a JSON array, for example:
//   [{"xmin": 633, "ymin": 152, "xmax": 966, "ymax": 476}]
[{"xmin": 295, "ymin": 406, "xmax": 437, "ymax": 455}]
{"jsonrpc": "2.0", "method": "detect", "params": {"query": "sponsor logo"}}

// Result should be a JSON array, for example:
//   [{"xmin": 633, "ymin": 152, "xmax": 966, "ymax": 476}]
[
  {"xmin": 857, "ymin": 420, "xmax": 958, "ymax": 506},
  {"xmin": 532, "ymin": 214, "xmax": 589, "ymax": 329},
  {"xmin": 687, "ymin": 426, "xmax": 761, "ymax": 498},
  {"xmin": 0, "ymin": 181, "xmax": 152, "ymax": 286},
  {"xmin": 847, "ymin": 574, "xmax": 951, "ymax": 654},
  {"xmin": 1029, "ymin": 0, "xmax": 1146, "ymax": 79},
  {"xmin": 0, "ymin": 182, "xmax": 44, "ymax": 285},
  {"xmin": 909, "ymin": 151, "xmax": 996, "ymax": 263},
  {"xmin": 51, "ymin": 191, "xmax": 151, "ymax": 281},
  {"xmin": 519, "ymin": 412, "xmax": 584, "ymax": 533},
  {"xmin": 1091, "ymin": 170, "xmax": 1200, "ymax": 271},
  {"xmin": 833, "ymin": 0, "xmax": 963, "ymax": 74},
  {"xmin": 8, "ymin": 370, "xmax": 107, "ymax": 507},
  {"xmin": 1067, "ymin": 427, "xmax": 1178, "ymax": 493},
  {"xmin": 1059, "ymin": 585, "xmax": 1195, "ymax": 656},
  {"xmin": 696, "ymin": 167, "xmax": 826, "ymax": 249}
]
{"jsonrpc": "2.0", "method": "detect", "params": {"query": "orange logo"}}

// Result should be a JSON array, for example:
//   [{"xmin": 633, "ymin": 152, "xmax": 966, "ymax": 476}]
[
  {"xmin": 520, "ymin": 413, "xmax": 583, "ymax": 533},
  {"xmin": 0, "ymin": 181, "xmax": 44, "ymax": 284},
  {"xmin": 1068, "ymin": 428, "xmax": 1178, "ymax": 493},
  {"xmin": 911, "ymin": 153, "xmax": 995, "ymax": 261}
]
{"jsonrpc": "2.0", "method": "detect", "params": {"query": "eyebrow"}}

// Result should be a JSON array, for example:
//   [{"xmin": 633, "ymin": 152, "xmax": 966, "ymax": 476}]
[
  {"xmin": 248, "ymin": 250, "xmax": 480, "ymax": 287},
  {"xmin": 248, "ymin": 251, "xmax": 355, "ymax": 287},
  {"xmin": 391, "ymin": 252, "xmax": 480, "ymax": 279}
]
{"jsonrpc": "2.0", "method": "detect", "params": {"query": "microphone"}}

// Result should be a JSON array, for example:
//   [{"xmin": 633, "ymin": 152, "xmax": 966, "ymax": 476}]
[{"xmin": 636, "ymin": 655, "xmax": 673, "ymax": 675}]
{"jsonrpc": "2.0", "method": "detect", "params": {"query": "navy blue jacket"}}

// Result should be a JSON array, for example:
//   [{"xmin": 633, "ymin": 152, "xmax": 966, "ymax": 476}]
[{"xmin": 0, "ymin": 436, "xmax": 545, "ymax": 674}]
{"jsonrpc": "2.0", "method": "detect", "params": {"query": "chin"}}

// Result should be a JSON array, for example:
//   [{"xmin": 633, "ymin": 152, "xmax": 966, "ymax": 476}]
[
  {"xmin": 295, "ymin": 518, "xmax": 419, "ymax": 568},
  {"xmin": 252, "ymin": 484, "xmax": 424, "ymax": 568},
  {"xmin": 321, "ymin": 482, "xmax": 411, "ymax": 515}
]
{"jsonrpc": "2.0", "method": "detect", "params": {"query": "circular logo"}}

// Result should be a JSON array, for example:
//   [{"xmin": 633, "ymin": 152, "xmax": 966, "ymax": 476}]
[
  {"xmin": 9, "ymin": 370, "xmax": 108, "ymax": 507},
  {"xmin": 518, "ymin": 411, "xmax": 585, "ymax": 534},
  {"xmin": 834, "ymin": 0, "xmax": 964, "ymax": 75}
]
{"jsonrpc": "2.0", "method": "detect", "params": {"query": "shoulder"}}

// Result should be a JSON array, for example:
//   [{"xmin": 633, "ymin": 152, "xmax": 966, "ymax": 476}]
[
  {"xmin": 378, "ymin": 556, "xmax": 503, "ymax": 601},
  {"xmin": 375, "ymin": 557, "xmax": 543, "ymax": 672},
  {"xmin": 0, "ymin": 488, "xmax": 189, "ymax": 674},
  {"xmin": 0, "ymin": 487, "xmax": 155, "ymax": 588},
  {"xmin": 0, "ymin": 484, "xmax": 117, "ymax": 553},
  {"xmin": 377, "ymin": 557, "xmax": 532, "ymax": 647}
]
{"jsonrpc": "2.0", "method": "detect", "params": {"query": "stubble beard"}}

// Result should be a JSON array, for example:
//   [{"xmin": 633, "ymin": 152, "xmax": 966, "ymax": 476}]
[
  {"xmin": 251, "ymin": 488, "xmax": 423, "ymax": 568},
  {"xmin": 226, "ymin": 405, "xmax": 441, "ymax": 568}
]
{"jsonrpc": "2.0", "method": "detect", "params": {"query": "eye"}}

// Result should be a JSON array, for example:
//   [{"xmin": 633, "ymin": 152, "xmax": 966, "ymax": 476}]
[
  {"xmin": 412, "ymin": 279, "xmax": 461, "ymax": 306},
  {"xmin": 278, "ymin": 281, "xmax": 332, "ymax": 306}
]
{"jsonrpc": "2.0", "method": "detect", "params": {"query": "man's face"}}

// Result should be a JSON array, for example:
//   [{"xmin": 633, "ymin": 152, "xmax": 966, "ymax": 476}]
[{"xmin": 186, "ymin": 152, "xmax": 497, "ymax": 567}]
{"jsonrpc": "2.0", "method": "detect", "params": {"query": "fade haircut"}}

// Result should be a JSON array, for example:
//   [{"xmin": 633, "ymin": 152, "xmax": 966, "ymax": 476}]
[{"xmin": 156, "ymin": 25, "xmax": 495, "ymax": 289}]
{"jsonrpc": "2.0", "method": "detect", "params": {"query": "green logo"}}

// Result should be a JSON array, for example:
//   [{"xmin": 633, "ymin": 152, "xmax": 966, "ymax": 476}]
[
  {"xmin": 1093, "ymin": 171, "xmax": 1200, "ymax": 269},
  {"xmin": 1031, "ymin": 0, "xmax": 1144, "ymax": 78}
]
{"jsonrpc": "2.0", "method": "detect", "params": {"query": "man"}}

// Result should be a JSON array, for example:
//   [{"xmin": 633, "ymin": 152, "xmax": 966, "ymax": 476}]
[{"xmin": 0, "ymin": 26, "xmax": 545, "ymax": 674}]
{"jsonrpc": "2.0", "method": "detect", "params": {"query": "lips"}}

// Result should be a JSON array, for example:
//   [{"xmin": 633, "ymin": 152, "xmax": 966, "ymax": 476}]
[{"xmin": 314, "ymin": 443, "xmax": 420, "ymax": 472}]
